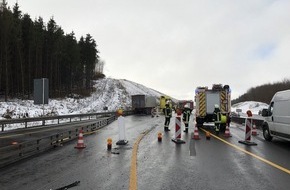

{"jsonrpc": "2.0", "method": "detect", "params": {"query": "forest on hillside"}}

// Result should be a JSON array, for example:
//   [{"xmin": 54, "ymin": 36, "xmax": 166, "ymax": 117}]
[
  {"xmin": 0, "ymin": 3, "xmax": 104, "ymax": 101},
  {"xmin": 232, "ymin": 79, "xmax": 290, "ymax": 104}
]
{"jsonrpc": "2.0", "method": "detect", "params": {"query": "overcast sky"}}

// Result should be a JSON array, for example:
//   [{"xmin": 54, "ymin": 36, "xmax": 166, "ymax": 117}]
[{"xmin": 5, "ymin": 0, "xmax": 290, "ymax": 100}]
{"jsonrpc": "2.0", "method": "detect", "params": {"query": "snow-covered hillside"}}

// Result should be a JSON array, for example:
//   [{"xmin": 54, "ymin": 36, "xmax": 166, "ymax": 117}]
[
  {"xmin": 231, "ymin": 101, "xmax": 269, "ymax": 115},
  {"xmin": 0, "ymin": 78, "xmax": 167, "ymax": 119},
  {"xmin": 0, "ymin": 78, "xmax": 268, "ymax": 120}
]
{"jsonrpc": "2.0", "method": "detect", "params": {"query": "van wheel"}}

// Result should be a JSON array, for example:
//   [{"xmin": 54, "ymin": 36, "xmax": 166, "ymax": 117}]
[{"xmin": 263, "ymin": 125, "xmax": 273, "ymax": 141}]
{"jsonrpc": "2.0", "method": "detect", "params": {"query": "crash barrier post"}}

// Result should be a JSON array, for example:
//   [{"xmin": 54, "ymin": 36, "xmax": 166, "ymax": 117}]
[
  {"xmin": 238, "ymin": 110, "xmax": 257, "ymax": 146},
  {"xmin": 172, "ymin": 110, "xmax": 185, "ymax": 144},
  {"xmin": 75, "ymin": 130, "xmax": 86, "ymax": 149}
]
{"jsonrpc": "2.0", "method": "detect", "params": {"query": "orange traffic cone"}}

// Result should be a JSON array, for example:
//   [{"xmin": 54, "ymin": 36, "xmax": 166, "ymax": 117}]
[
  {"xmin": 252, "ymin": 123, "xmax": 257, "ymax": 136},
  {"xmin": 192, "ymin": 124, "xmax": 201, "ymax": 140},
  {"xmin": 224, "ymin": 124, "xmax": 232, "ymax": 137},
  {"xmin": 107, "ymin": 138, "xmax": 112, "ymax": 150},
  {"xmin": 158, "ymin": 132, "xmax": 162, "ymax": 142},
  {"xmin": 206, "ymin": 131, "xmax": 211, "ymax": 140},
  {"xmin": 75, "ymin": 130, "xmax": 86, "ymax": 149}
]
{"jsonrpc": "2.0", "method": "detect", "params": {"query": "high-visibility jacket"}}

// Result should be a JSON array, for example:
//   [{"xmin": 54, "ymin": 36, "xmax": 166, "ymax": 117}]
[
  {"xmin": 164, "ymin": 107, "xmax": 172, "ymax": 118},
  {"xmin": 182, "ymin": 108, "xmax": 192, "ymax": 124},
  {"xmin": 213, "ymin": 108, "xmax": 221, "ymax": 123}
]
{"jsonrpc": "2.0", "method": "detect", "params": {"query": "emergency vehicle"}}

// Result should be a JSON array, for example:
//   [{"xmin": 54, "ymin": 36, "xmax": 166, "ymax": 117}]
[
  {"xmin": 160, "ymin": 95, "xmax": 172, "ymax": 110},
  {"xmin": 177, "ymin": 100, "xmax": 194, "ymax": 110},
  {"xmin": 195, "ymin": 84, "xmax": 231, "ymax": 130}
]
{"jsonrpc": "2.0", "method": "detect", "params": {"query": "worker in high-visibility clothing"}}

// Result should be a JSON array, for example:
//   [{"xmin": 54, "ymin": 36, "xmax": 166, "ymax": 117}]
[
  {"xmin": 182, "ymin": 105, "xmax": 192, "ymax": 133},
  {"xmin": 163, "ymin": 103, "xmax": 172, "ymax": 131},
  {"xmin": 213, "ymin": 104, "xmax": 221, "ymax": 135}
]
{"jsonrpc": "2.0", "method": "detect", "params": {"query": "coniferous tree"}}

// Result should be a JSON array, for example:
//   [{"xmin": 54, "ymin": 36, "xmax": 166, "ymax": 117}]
[{"xmin": 0, "ymin": 2, "xmax": 101, "ymax": 100}]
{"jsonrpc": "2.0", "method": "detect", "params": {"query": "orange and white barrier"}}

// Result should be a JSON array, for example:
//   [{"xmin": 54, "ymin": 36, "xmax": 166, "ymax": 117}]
[
  {"xmin": 238, "ymin": 110, "xmax": 257, "ymax": 146},
  {"xmin": 224, "ymin": 123, "xmax": 232, "ymax": 138},
  {"xmin": 192, "ymin": 123, "xmax": 200, "ymax": 140},
  {"xmin": 75, "ymin": 130, "xmax": 86, "ymax": 149},
  {"xmin": 252, "ymin": 123, "xmax": 257, "ymax": 136},
  {"xmin": 172, "ymin": 115, "xmax": 185, "ymax": 144}
]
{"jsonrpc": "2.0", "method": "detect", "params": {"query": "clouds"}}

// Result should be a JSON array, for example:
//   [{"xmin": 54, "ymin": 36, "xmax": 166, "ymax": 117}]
[{"xmin": 8, "ymin": 0, "xmax": 290, "ymax": 100}]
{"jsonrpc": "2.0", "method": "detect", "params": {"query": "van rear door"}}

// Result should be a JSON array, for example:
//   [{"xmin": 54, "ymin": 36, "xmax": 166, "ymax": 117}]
[{"xmin": 272, "ymin": 100, "xmax": 290, "ymax": 138}]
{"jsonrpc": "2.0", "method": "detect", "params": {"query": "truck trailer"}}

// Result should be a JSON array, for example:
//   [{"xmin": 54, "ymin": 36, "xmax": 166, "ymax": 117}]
[
  {"xmin": 132, "ymin": 95, "xmax": 158, "ymax": 115},
  {"xmin": 195, "ymin": 84, "xmax": 231, "ymax": 131}
]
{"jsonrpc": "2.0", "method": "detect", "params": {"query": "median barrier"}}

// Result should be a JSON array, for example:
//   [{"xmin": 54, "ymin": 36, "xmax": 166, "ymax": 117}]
[
  {"xmin": 231, "ymin": 116, "xmax": 264, "ymax": 129},
  {"xmin": 0, "ymin": 110, "xmax": 133, "ymax": 132},
  {"xmin": 0, "ymin": 115, "xmax": 117, "ymax": 168}
]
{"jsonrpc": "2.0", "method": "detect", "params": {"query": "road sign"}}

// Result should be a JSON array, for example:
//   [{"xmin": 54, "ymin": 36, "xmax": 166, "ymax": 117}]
[{"xmin": 34, "ymin": 78, "xmax": 49, "ymax": 105}]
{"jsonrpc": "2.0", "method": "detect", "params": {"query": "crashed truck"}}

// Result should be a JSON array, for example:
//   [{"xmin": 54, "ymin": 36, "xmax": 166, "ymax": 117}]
[
  {"xmin": 195, "ymin": 84, "xmax": 231, "ymax": 131},
  {"xmin": 131, "ymin": 95, "xmax": 158, "ymax": 115},
  {"xmin": 159, "ymin": 95, "xmax": 172, "ymax": 110}
]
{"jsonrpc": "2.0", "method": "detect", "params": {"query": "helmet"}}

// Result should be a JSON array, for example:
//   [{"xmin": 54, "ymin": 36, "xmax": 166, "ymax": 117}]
[
  {"xmin": 184, "ymin": 105, "xmax": 189, "ymax": 108},
  {"xmin": 214, "ymin": 104, "xmax": 219, "ymax": 108}
]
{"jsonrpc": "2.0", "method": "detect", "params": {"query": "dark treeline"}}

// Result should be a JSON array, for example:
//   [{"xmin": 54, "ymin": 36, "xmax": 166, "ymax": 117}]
[
  {"xmin": 232, "ymin": 79, "xmax": 290, "ymax": 105},
  {"xmin": 0, "ymin": 3, "xmax": 103, "ymax": 101}
]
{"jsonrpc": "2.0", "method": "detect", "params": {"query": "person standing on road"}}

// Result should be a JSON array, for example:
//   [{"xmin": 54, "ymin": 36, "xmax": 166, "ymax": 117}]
[
  {"xmin": 151, "ymin": 107, "xmax": 156, "ymax": 118},
  {"xmin": 182, "ymin": 105, "xmax": 192, "ymax": 133},
  {"xmin": 163, "ymin": 103, "xmax": 172, "ymax": 131},
  {"xmin": 213, "ymin": 104, "xmax": 221, "ymax": 135}
]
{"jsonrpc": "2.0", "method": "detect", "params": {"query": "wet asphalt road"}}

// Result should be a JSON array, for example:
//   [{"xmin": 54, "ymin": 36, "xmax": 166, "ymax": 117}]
[{"xmin": 0, "ymin": 114, "xmax": 290, "ymax": 190}]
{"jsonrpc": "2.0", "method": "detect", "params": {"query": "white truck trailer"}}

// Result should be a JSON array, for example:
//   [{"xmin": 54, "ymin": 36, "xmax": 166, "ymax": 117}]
[{"xmin": 132, "ymin": 95, "xmax": 158, "ymax": 115}]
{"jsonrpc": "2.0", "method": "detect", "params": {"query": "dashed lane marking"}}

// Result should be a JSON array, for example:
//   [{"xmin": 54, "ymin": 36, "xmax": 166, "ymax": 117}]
[{"xmin": 200, "ymin": 128, "xmax": 290, "ymax": 175}]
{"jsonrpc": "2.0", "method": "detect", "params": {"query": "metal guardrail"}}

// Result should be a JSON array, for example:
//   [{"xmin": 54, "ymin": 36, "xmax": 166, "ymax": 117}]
[
  {"xmin": 0, "ymin": 115, "xmax": 118, "ymax": 168},
  {"xmin": 231, "ymin": 116, "xmax": 264, "ymax": 129},
  {"xmin": 0, "ymin": 110, "xmax": 133, "ymax": 132}
]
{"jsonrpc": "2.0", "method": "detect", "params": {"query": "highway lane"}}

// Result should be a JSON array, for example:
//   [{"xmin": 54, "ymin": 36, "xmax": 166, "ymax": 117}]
[
  {"xmin": 0, "ymin": 115, "xmax": 159, "ymax": 190},
  {"xmin": 138, "ymin": 121, "xmax": 290, "ymax": 190},
  {"xmin": 0, "ymin": 114, "xmax": 290, "ymax": 190}
]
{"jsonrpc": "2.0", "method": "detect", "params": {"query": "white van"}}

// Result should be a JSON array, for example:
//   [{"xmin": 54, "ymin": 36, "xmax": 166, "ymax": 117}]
[{"xmin": 262, "ymin": 89, "xmax": 290, "ymax": 141}]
